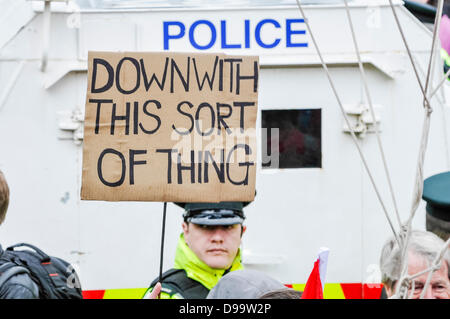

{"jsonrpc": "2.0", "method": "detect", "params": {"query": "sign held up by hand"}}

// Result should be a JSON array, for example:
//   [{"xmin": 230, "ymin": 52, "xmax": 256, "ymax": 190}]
[{"xmin": 81, "ymin": 52, "xmax": 259, "ymax": 202}]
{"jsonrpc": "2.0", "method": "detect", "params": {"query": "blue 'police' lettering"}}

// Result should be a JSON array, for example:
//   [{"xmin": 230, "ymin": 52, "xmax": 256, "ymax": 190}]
[
  {"xmin": 163, "ymin": 21, "xmax": 185, "ymax": 50},
  {"xmin": 189, "ymin": 20, "xmax": 216, "ymax": 50},
  {"xmin": 255, "ymin": 19, "xmax": 281, "ymax": 49},
  {"xmin": 244, "ymin": 20, "xmax": 250, "ymax": 48},
  {"xmin": 162, "ymin": 19, "xmax": 308, "ymax": 50},
  {"xmin": 221, "ymin": 20, "xmax": 241, "ymax": 49}
]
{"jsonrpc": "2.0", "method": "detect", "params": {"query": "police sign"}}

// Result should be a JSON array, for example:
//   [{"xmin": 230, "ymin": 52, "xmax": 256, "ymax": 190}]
[
  {"xmin": 81, "ymin": 51, "xmax": 259, "ymax": 203},
  {"xmin": 162, "ymin": 18, "xmax": 308, "ymax": 51}
]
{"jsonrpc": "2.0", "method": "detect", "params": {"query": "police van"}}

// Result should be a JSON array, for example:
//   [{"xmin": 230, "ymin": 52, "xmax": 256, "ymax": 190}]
[{"xmin": 0, "ymin": 0, "xmax": 448, "ymax": 298}]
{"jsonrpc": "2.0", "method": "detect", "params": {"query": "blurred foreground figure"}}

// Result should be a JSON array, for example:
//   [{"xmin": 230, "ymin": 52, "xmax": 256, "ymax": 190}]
[
  {"xmin": 207, "ymin": 269, "xmax": 297, "ymax": 299},
  {"xmin": 380, "ymin": 230, "xmax": 450, "ymax": 299},
  {"xmin": 259, "ymin": 288, "xmax": 303, "ymax": 299}
]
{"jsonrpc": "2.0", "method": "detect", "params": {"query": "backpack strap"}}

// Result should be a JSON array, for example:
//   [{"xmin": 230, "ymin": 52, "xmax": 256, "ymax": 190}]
[
  {"xmin": 0, "ymin": 263, "xmax": 30, "ymax": 289},
  {"xmin": 150, "ymin": 268, "xmax": 209, "ymax": 299},
  {"xmin": 6, "ymin": 243, "xmax": 51, "ymax": 262}
]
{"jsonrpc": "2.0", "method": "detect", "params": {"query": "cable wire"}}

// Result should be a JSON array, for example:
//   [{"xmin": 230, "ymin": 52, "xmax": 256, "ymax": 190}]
[
  {"xmin": 295, "ymin": 0, "xmax": 400, "ymax": 244},
  {"xmin": 343, "ymin": 0, "xmax": 402, "ymax": 229}
]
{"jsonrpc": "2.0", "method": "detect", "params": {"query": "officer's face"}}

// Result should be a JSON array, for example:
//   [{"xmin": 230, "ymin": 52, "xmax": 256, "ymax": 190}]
[{"xmin": 182, "ymin": 222, "xmax": 246, "ymax": 270}]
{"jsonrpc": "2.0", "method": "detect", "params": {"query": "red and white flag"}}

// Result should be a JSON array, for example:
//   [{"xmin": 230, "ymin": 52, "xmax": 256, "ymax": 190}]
[{"xmin": 301, "ymin": 247, "xmax": 329, "ymax": 299}]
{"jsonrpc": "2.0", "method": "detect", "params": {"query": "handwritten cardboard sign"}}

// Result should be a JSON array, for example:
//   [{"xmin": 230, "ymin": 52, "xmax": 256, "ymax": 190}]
[{"xmin": 81, "ymin": 52, "xmax": 258, "ymax": 202}]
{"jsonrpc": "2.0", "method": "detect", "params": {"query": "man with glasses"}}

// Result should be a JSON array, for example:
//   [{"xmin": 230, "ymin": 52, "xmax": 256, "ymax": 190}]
[{"xmin": 379, "ymin": 230, "xmax": 449, "ymax": 299}]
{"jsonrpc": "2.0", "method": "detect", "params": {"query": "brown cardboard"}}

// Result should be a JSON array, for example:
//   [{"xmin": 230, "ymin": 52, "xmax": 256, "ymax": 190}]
[{"xmin": 81, "ymin": 52, "xmax": 258, "ymax": 202}]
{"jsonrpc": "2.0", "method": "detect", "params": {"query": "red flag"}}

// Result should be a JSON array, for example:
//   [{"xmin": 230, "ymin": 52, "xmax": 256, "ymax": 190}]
[{"xmin": 301, "ymin": 258, "xmax": 323, "ymax": 299}]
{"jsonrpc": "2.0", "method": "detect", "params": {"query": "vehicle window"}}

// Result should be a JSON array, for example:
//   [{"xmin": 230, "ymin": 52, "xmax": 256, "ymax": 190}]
[{"xmin": 261, "ymin": 109, "xmax": 321, "ymax": 169}]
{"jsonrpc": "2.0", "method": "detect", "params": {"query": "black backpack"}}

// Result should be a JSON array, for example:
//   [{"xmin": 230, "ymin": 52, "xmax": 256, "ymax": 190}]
[{"xmin": 0, "ymin": 243, "xmax": 83, "ymax": 299}]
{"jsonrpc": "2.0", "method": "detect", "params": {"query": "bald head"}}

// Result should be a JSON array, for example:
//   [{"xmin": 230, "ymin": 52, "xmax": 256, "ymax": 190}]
[{"xmin": 0, "ymin": 170, "xmax": 10, "ymax": 226}]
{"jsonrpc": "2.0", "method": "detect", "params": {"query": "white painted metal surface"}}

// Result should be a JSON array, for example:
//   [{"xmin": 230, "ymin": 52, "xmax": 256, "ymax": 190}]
[{"xmin": 0, "ymin": 0, "xmax": 448, "ymax": 292}]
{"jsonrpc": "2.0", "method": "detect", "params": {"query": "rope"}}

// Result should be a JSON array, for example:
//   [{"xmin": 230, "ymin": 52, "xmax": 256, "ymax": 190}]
[
  {"xmin": 394, "ymin": 109, "xmax": 433, "ymax": 296},
  {"xmin": 413, "ymin": 54, "xmax": 450, "ymax": 169},
  {"xmin": 406, "ymin": 0, "xmax": 444, "ymax": 226},
  {"xmin": 387, "ymin": 0, "xmax": 433, "ymax": 109},
  {"xmin": 428, "ymin": 68, "xmax": 450, "ymax": 100},
  {"xmin": 343, "ymin": 0, "xmax": 402, "ymax": 229},
  {"xmin": 424, "ymin": 3, "xmax": 445, "ymax": 103},
  {"xmin": 294, "ymin": 0, "xmax": 400, "ymax": 244},
  {"xmin": 295, "ymin": 0, "xmax": 448, "ymax": 299}
]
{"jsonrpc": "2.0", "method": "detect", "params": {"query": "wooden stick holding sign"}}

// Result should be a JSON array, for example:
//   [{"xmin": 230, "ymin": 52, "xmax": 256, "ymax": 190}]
[
  {"xmin": 81, "ymin": 52, "xmax": 258, "ymax": 203},
  {"xmin": 80, "ymin": 52, "xmax": 259, "ymax": 298}
]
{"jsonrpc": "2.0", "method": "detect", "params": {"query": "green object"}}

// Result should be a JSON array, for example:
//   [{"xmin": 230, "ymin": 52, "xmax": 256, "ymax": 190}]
[
  {"xmin": 442, "ymin": 49, "xmax": 450, "ymax": 81},
  {"xmin": 422, "ymin": 171, "xmax": 450, "ymax": 222},
  {"xmin": 442, "ymin": 49, "xmax": 450, "ymax": 64}
]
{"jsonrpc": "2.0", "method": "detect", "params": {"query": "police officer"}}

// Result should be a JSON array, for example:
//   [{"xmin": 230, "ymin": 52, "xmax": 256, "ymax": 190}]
[
  {"xmin": 143, "ymin": 201, "xmax": 249, "ymax": 299},
  {"xmin": 422, "ymin": 171, "xmax": 450, "ymax": 241}
]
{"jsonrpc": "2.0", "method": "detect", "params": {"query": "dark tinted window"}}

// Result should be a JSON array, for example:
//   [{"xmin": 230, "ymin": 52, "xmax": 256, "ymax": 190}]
[{"xmin": 262, "ymin": 109, "xmax": 321, "ymax": 168}]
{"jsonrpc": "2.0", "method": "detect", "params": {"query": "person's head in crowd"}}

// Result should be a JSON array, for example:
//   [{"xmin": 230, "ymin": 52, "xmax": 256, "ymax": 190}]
[
  {"xmin": 145, "ymin": 200, "xmax": 252, "ymax": 299},
  {"xmin": 180, "ymin": 202, "xmax": 247, "ymax": 270},
  {"xmin": 0, "ymin": 170, "xmax": 10, "ymax": 226},
  {"xmin": 380, "ymin": 230, "xmax": 450, "ymax": 299},
  {"xmin": 259, "ymin": 288, "xmax": 303, "ymax": 299},
  {"xmin": 207, "ymin": 269, "xmax": 286, "ymax": 299}
]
